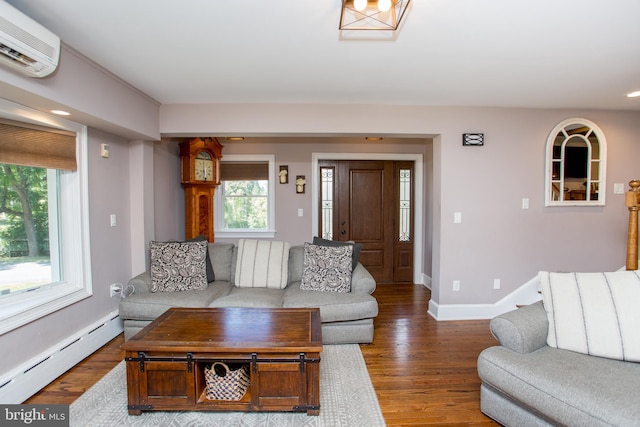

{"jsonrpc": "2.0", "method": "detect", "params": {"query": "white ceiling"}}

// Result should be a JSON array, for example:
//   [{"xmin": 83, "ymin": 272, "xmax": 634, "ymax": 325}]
[{"xmin": 6, "ymin": 0, "xmax": 640, "ymax": 111}]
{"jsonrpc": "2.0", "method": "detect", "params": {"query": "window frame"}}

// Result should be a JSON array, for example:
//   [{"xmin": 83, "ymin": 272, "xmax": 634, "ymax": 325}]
[
  {"xmin": 544, "ymin": 117, "xmax": 607, "ymax": 207},
  {"xmin": 214, "ymin": 154, "xmax": 276, "ymax": 238},
  {"xmin": 0, "ymin": 99, "xmax": 92, "ymax": 335}
]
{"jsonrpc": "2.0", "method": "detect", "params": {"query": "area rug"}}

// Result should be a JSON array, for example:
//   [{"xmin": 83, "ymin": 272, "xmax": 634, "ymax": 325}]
[{"xmin": 70, "ymin": 344, "xmax": 385, "ymax": 426}]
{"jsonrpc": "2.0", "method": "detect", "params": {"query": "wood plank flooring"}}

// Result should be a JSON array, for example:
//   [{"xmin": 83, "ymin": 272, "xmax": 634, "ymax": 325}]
[{"xmin": 26, "ymin": 283, "xmax": 500, "ymax": 426}]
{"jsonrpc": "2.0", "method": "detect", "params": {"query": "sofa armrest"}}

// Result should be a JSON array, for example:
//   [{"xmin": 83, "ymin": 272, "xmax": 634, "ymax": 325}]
[
  {"xmin": 128, "ymin": 271, "xmax": 152, "ymax": 295},
  {"xmin": 490, "ymin": 300, "xmax": 548, "ymax": 354},
  {"xmin": 351, "ymin": 263, "xmax": 376, "ymax": 294}
]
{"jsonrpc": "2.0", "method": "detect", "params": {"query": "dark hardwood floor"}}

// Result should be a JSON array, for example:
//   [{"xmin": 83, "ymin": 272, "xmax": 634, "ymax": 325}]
[{"xmin": 26, "ymin": 283, "xmax": 500, "ymax": 426}]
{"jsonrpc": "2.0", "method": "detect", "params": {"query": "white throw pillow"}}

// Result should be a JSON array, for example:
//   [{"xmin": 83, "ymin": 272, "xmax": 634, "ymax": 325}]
[
  {"xmin": 234, "ymin": 239, "xmax": 290, "ymax": 289},
  {"xmin": 539, "ymin": 270, "xmax": 640, "ymax": 361}
]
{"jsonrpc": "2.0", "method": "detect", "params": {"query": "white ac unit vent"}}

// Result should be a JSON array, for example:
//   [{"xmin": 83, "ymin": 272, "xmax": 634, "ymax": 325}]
[{"xmin": 0, "ymin": 1, "xmax": 60, "ymax": 78}]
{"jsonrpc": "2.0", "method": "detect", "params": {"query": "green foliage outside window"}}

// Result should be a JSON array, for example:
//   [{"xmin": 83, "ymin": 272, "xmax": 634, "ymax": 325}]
[
  {"xmin": 0, "ymin": 164, "xmax": 50, "ymax": 258},
  {"xmin": 223, "ymin": 180, "xmax": 268, "ymax": 229}
]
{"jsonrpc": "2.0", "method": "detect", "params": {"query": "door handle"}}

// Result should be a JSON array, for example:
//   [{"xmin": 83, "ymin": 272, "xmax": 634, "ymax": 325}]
[{"xmin": 341, "ymin": 230, "xmax": 346, "ymax": 235}]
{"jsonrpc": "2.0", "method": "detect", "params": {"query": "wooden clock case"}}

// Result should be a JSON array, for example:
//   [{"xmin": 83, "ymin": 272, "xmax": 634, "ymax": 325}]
[{"xmin": 179, "ymin": 137, "xmax": 223, "ymax": 242}]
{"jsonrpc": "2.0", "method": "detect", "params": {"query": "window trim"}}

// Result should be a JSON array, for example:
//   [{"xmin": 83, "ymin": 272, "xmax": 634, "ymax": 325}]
[
  {"xmin": 0, "ymin": 99, "xmax": 92, "ymax": 335},
  {"xmin": 544, "ymin": 117, "xmax": 607, "ymax": 207},
  {"xmin": 214, "ymin": 154, "xmax": 276, "ymax": 238}
]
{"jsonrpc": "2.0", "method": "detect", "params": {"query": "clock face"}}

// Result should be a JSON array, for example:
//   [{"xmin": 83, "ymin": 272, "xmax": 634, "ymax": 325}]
[{"xmin": 195, "ymin": 158, "xmax": 214, "ymax": 181}]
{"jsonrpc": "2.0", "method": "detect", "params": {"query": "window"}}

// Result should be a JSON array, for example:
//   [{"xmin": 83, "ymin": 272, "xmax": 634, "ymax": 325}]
[
  {"xmin": 214, "ymin": 155, "xmax": 275, "ymax": 238},
  {"xmin": 0, "ymin": 99, "xmax": 91, "ymax": 335},
  {"xmin": 0, "ymin": 165, "xmax": 56, "ymax": 289},
  {"xmin": 399, "ymin": 168, "xmax": 411, "ymax": 241},
  {"xmin": 320, "ymin": 166, "xmax": 334, "ymax": 240},
  {"xmin": 545, "ymin": 118, "xmax": 607, "ymax": 206}
]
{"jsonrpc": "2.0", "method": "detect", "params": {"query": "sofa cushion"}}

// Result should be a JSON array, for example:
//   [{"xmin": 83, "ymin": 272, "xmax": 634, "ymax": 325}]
[
  {"xmin": 209, "ymin": 287, "xmax": 284, "ymax": 308},
  {"xmin": 208, "ymin": 242, "xmax": 235, "ymax": 282},
  {"xmin": 478, "ymin": 345, "xmax": 640, "ymax": 426},
  {"xmin": 539, "ymin": 270, "xmax": 640, "ymax": 362},
  {"xmin": 188, "ymin": 235, "xmax": 215, "ymax": 282},
  {"xmin": 312, "ymin": 236, "xmax": 361, "ymax": 271},
  {"xmin": 119, "ymin": 281, "xmax": 233, "ymax": 320},
  {"xmin": 284, "ymin": 285, "xmax": 378, "ymax": 322},
  {"xmin": 149, "ymin": 240, "xmax": 208, "ymax": 292},
  {"xmin": 235, "ymin": 239, "xmax": 290, "ymax": 289},
  {"xmin": 287, "ymin": 245, "xmax": 305, "ymax": 284},
  {"xmin": 301, "ymin": 242, "xmax": 352, "ymax": 293}
]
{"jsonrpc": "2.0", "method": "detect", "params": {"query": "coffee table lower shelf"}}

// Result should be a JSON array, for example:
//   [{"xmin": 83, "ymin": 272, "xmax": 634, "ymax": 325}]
[{"xmin": 125, "ymin": 352, "xmax": 321, "ymax": 416}]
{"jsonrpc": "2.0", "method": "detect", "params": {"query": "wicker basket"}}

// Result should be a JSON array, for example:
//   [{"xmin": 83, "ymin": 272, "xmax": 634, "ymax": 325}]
[{"xmin": 204, "ymin": 362, "xmax": 251, "ymax": 401}]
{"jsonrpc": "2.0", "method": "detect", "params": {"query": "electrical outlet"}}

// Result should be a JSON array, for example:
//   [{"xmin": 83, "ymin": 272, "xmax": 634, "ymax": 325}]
[
  {"xmin": 453, "ymin": 280, "xmax": 460, "ymax": 291},
  {"xmin": 110, "ymin": 283, "xmax": 122, "ymax": 297}
]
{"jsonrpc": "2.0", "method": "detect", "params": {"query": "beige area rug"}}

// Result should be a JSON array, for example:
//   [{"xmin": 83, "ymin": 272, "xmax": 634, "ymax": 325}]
[{"xmin": 70, "ymin": 344, "xmax": 385, "ymax": 426}]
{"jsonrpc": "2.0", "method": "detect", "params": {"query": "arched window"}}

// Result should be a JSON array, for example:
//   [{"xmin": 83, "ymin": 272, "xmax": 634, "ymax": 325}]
[{"xmin": 545, "ymin": 118, "xmax": 607, "ymax": 206}]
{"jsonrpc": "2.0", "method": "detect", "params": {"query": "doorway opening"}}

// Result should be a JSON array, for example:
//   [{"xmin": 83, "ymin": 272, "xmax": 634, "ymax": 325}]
[{"xmin": 311, "ymin": 153, "xmax": 423, "ymax": 284}]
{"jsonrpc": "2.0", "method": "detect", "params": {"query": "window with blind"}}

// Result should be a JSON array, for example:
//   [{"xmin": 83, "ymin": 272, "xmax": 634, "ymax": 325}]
[
  {"xmin": 0, "ymin": 98, "xmax": 91, "ymax": 335},
  {"xmin": 214, "ymin": 155, "xmax": 275, "ymax": 238}
]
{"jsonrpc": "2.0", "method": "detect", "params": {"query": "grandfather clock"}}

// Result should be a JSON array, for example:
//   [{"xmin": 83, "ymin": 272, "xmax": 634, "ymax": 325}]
[{"xmin": 179, "ymin": 137, "xmax": 223, "ymax": 242}]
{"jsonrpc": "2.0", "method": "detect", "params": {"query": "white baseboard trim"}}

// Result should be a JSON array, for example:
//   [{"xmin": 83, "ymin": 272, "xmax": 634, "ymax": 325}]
[
  {"xmin": 0, "ymin": 310, "xmax": 123, "ymax": 403},
  {"xmin": 421, "ymin": 274, "xmax": 432, "ymax": 290},
  {"xmin": 427, "ymin": 276, "xmax": 542, "ymax": 321}
]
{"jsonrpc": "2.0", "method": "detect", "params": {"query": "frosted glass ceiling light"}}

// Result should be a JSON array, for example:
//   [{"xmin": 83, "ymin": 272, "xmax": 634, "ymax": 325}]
[
  {"xmin": 339, "ymin": 0, "xmax": 411, "ymax": 30},
  {"xmin": 354, "ymin": 0, "xmax": 367, "ymax": 12},
  {"xmin": 378, "ymin": 0, "xmax": 391, "ymax": 12}
]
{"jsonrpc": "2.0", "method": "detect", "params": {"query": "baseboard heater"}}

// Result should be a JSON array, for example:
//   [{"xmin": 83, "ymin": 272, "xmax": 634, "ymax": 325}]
[{"xmin": 0, "ymin": 310, "xmax": 123, "ymax": 403}]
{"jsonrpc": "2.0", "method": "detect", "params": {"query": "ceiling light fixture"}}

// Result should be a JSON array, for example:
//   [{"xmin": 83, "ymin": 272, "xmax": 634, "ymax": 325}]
[
  {"xmin": 50, "ymin": 109, "xmax": 71, "ymax": 116},
  {"xmin": 626, "ymin": 91, "xmax": 640, "ymax": 98},
  {"xmin": 225, "ymin": 137, "xmax": 245, "ymax": 141},
  {"xmin": 339, "ymin": 0, "xmax": 410, "ymax": 30}
]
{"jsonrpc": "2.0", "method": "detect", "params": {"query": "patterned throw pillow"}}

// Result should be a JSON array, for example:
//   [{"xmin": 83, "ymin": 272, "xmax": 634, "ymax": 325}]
[
  {"xmin": 301, "ymin": 242, "xmax": 353, "ymax": 293},
  {"xmin": 150, "ymin": 240, "xmax": 208, "ymax": 292},
  {"xmin": 312, "ymin": 236, "xmax": 361, "ymax": 271}
]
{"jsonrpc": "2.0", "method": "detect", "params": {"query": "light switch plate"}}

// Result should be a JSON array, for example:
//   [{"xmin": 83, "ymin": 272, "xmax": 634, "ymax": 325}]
[{"xmin": 614, "ymin": 183, "xmax": 625, "ymax": 194}]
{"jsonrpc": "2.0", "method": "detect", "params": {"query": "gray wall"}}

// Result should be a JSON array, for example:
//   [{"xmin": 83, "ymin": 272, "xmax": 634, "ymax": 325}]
[
  {"xmin": 0, "ymin": 47, "xmax": 156, "ymax": 379},
  {"xmin": 0, "ymin": 127, "xmax": 134, "ymax": 371},
  {"xmin": 1, "ymin": 42, "xmax": 639, "ymax": 382},
  {"xmin": 159, "ymin": 104, "xmax": 640, "ymax": 306}
]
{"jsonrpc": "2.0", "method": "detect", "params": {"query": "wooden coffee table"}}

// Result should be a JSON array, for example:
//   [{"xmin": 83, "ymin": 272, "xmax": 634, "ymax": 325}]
[{"xmin": 122, "ymin": 307, "xmax": 322, "ymax": 415}]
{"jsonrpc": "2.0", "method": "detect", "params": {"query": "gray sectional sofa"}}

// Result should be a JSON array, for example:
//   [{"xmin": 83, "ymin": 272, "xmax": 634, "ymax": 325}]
[
  {"xmin": 477, "ymin": 301, "xmax": 640, "ymax": 426},
  {"xmin": 119, "ymin": 242, "xmax": 378, "ymax": 344}
]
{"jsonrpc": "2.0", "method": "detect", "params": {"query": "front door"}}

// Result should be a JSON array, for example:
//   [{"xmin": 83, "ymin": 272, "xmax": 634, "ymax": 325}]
[{"xmin": 318, "ymin": 160, "xmax": 414, "ymax": 283}]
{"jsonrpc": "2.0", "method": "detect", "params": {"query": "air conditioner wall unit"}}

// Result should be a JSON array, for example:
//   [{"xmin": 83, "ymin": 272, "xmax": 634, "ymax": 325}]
[{"xmin": 0, "ymin": 1, "xmax": 60, "ymax": 78}]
